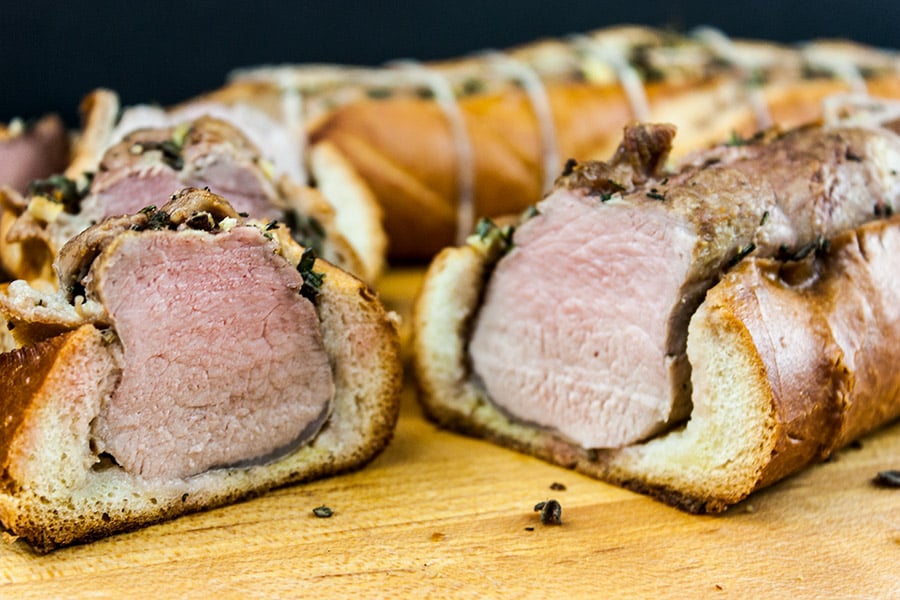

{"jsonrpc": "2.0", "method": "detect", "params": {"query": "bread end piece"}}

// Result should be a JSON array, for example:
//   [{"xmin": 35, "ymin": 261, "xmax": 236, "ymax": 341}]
[
  {"xmin": 0, "ymin": 260, "xmax": 402, "ymax": 552},
  {"xmin": 413, "ymin": 244, "xmax": 789, "ymax": 514}
]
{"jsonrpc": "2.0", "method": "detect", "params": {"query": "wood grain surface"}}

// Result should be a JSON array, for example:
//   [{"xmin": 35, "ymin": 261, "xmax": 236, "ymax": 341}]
[{"xmin": 2, "ymin": 268, "xmax": 899, "ymax": 599}]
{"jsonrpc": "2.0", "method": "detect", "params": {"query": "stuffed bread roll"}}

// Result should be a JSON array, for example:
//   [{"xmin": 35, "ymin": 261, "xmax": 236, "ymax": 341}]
[
  {"xmin": 220, "ymin": 26, "xmax": 900, "ymax": 259},
  {"xmin": 413, "ymin": 116, "xmax": 900, "ymax": 512},
  {"xmin": 0, "ymin": 187, "xmax": 402, "ymax": 551}
]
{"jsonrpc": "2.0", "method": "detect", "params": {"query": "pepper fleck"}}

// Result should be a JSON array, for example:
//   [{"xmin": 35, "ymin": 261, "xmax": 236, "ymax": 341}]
[
  {"xmin": 534, "ymin": 499, "xmax": 562, "ymax": 525},
  {"xmin": 873, "ymin": 470, "xmax": 900, "ymax": 488}
]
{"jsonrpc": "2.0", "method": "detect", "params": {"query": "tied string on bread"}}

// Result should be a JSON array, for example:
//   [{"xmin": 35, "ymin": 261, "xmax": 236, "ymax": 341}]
[
  {"xmin": 569, "ymin": 34, "xmax": 652, "ymax": 122},
  {"xmin": 385, "ymin": 59, "xmax": 478, "ymax": 246},
  {"xmin": 691, "ymin": 26, "xmax": 774, "ymax": 131},
  {"xmin": 275, "ymin": 70, "xmax": 309, "ymax": 187},
  {"xmin": 480, "ymin": 51, "xmax": 561, "ymax": 195}
]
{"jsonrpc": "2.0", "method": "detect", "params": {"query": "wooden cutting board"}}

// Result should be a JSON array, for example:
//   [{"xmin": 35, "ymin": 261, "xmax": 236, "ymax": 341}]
[{"xmin": 2, "ymin": 268, "xmax": 899, "ymax": 598}]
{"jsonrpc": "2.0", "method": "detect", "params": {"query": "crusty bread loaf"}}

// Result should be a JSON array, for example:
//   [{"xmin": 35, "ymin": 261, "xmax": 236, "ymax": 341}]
[
  {"xmin": 218, "ymin": 26, "xmax": 900, "ymax": 260},
  {"xmin": 0, "ymin": 190, "xmax": 402, "ymax": 552},
  {"xmin": 413, "ymin": 216, "xmax": 900, "ymax": 513}
]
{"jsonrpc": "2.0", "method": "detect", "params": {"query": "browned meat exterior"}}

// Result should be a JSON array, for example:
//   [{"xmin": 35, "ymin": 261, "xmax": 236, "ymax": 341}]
[
  {"xmin": 468, "ymin": 122, "xmax": 900, "ymax": 449},
  {"xmin": 216, "ymin": 26, "xmax": 900, "ymax": 260},
  {"xmin": 0, "ymin": 115, "xmax": 70, "ymax": 193},
  {"xmin": 87, "ymin": 116, "xmax": 281, "ymax": 221},
  {"xmin": 0, "ymin": 188, "xmax": 402, "ymax": 551},
  {"xmin": 414, "ymin": 214, "xmax": 900, "ymax": 513}
]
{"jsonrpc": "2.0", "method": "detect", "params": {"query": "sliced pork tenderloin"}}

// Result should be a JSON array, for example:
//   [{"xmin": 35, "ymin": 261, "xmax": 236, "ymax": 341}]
[
  {"xmin": 415, "ymin": 211, "xmax": 900, "ymax": 513},
  {"xmin": 466, "ymin": 121, "xmax": 900, "ymax": 449},
  {"xmin": 0, "ymin": 187, "xmax": 402, "ymax": 550}
]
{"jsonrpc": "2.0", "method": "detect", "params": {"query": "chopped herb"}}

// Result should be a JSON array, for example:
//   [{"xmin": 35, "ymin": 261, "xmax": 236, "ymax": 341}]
[
  {"xmin": 777, "ymin": 235, "xmax": 829, "ymax": 261},
  {"xmin": 366, "ymin": 87, "xmax": 393, "ymax": 99},
  {"xmin": 600, "ymin": 192, "xmax": 614, "ymax": 202},
  {"xmin": 726, "ymin": 130, "xmax": 747, "ymax": 147},
  {"xmin": 728, "ymin": 243, "xmax": 756, "ymax": 267},
  {"xmin": 628, "ymin": 45, "xmax": 665, "ymax": 83},
  {"xmin": 415, "ymin": 86, "xmax": 435, "ymax": 100},
  {"xmin": 237, "ymin": 211, "xmax": 250, "ymax": 218},
  {"xmin": 660, "ymin": 177, "xmax": 669, "ymax": 185},
  {"xmin": 139, "ymin": 205, "xmax": 157, "ymax": 214},
  {"xmin": 312, "ymin": 505, "xmax": 334, "ymax": 518},
  {"xmin": 606, "ymin": 179, "xmax": 626, "ymax": 192},
  {"xmin": 534, "ymin": 499, "xmax": 562, "ymax": 525},
  {"xmin": 873, "ymin": 470, "xmax": 900, "ymax": 488},
  {"xmin": 549, "ymin": 482, "xmax": 566, "ymax": 491},
  {"xmin": 646, "ymin": 191, "xmax": 666, "ymax": 201},
  {"xmin": 27, "ymin": 174, "xmax": 89, "ymax": 213},
  {"xmin": 524, "ymin": 527, "xmax": 535, "ymax": 532},
  {"xmin": 520, "ymin": 205, "xmax": 540, "ymax": 221},
  {"xmin": 760, "ymin": 210, "xmax": 770, "ymax": 227},
  {"xmin": 265, "ymin": 220, "xmax": 280, "ymax": 231},
  {"xmin": 468, "ymin": 217, "xmax": 515, "ymax": 258},
  {"xmin": 460, "ymin": 78, "xmax": 485, "ymax": 96},
  {"xmin": 132, "ymin": 139, "xmax": 184, "ymax": 170},
  {"xmin": 145, "ymin": 209, "xmax": 173, "ymax": 230},
  {"xmin": 802, "ymin": 64, "xmax": 832, "ymax": 80},
  {"xmin": 297, "ymin": 247, "xmax": 325, "ymax": 302},
  {"xmin": 561, "ymin": 158, "xmax": 578, "ymax": 177},
  {"xmin": 285, "ymin": 212, "xmax": 327, "ymax": 255}
]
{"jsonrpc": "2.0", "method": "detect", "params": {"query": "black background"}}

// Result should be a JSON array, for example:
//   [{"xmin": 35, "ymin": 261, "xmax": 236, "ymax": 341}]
[{"xmin": 3, "ymin": 1, "xmax": 899, "ymax": 124}]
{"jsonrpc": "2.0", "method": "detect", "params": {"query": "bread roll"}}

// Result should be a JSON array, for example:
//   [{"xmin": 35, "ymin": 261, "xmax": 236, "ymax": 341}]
[
  {"xmin": 220, "ymin": 26, "xmax": 900, "ymax": 259},
  {"xmin": 412, "ymin": 115, "xmax": 900, "ymax": 512},
  {"xmin": 0, "ymin": 188, "xmax": 402, "ymax": 551}
]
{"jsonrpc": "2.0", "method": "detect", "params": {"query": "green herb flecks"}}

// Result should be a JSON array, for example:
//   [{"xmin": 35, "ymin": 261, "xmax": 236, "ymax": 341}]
[
  {"xmin": 777, "ymin": 235, "xmax": 830, "ymax": 262},
  {"xmin": 27, "ymin": 174, "xmax": 90, "ymax": 213},
  {"xmin": 312, "ymin": 505, "xmax": 334, "ymax": 518},
  {"xmin": 297, "ymin": 247, "xmax": 325, "ymax": 302},
  {"xmin": 132, "ymin": 205, "xmax": 175, "ymax": 231},
  {"xmin": 285, "ymin": 212, "xmax": 327, "ymax": 256},
  {"xmin": 468, "ymin": 217, "xmax": 515, "ymax": 260},
  {"xmin": 727, "ymin": 130, "xmax": 748, "ymax": 147},
  {"xmin": 728, "ymin": 242, "xmax": 757, "ymax": 268},
  {"xmin": 131, "ymin": 138, "xmax": 185, "ymax": 170},
  {"xmin": 366, "ymin": 87, "xmax": 393, "ymax": 99}
]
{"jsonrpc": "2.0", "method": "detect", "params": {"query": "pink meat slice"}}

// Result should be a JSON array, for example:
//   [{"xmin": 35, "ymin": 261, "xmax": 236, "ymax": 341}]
[
  {"xmin": 90, "ymin": 225, "xmax": 333, "ymax": 479},
  {"xmin": 469, "ymin": 193, "xmax": 695, "ymax": 448}
]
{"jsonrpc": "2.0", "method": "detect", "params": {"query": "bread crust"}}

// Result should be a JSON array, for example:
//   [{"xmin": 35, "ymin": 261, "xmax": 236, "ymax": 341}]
[
  {"xmin": 412, "ymin": 217, "xmax": 900, "ymax": 513},
  {"xmin": 301, "ymin": 42, "xmax": 900, "ymax": 260},
  {"xmin": 0, "ymin": 219, "xmax": 402, "ymax": 552}
]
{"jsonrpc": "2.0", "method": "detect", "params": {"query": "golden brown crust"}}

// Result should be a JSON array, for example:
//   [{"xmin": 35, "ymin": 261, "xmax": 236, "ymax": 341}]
[{"xmin": 412, "ymin": 217, "xmax": 900, "ymax": 514}]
